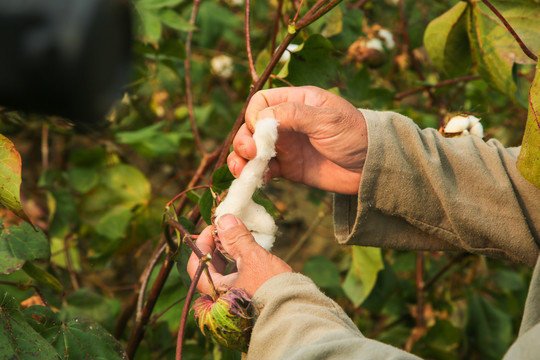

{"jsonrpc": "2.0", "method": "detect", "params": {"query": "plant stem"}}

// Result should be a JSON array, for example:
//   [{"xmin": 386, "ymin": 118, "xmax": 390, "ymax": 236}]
[
  {"xmin": 480, "ymin": 0, "xmax": 538, "ymax": 62},
  {"xmin": 284, "ymin": 208, "xmax": 326, "ymax": 262},
  {"xmin": 63, "ymin": 234, "xmax": 79, "ymax": 290},
  {"xmin": 185, "ymin": 0, "xmax": 205, "ymax": 155},
  {"xmin": 136, "ymin": 243, "xmax": 167, "ymax": 322},
  {"xmin": 176, "ymin": 257, "xmax": 208, "ymax": 360},
  {"xmin": 423, "ymin": 253, "xmax": 469, "ymax": 291},
  {"xmin": 245, "ymin": 0, "xmax": 259, "ymax": 82},
  {"xmin": 394, "ymin": 75, "xmax": 481, "ymax": 100}
]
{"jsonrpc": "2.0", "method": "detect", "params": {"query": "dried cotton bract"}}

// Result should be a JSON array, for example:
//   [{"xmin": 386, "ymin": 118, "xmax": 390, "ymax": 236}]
[{"xmin": 215, "ymin": 118, "xmax": 279, "ymax": 251}]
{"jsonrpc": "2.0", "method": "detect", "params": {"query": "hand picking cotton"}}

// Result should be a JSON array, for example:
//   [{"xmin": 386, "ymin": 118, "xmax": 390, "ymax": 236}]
[{"xmin": 214, "ymin": 118, "xmax": 279, "ymax": 251}]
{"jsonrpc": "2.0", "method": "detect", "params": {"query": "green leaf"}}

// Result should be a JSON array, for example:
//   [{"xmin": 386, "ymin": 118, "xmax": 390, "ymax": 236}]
[
  {"xmin": 517, "ymin": 57, "xmax": 540, "ymax": 188},
  {"xmin": 252, "ymin": 190, "xmax": 279, "ymax": 219},
  {"xmin": 158, "ymin": 9, "xmax": 196, "ymax": 32},
  {"xmin": 62, "ymin": 289, "xmax": 122, "ymax": 333},
  {"xmin": 79, "ymin": 164, "xmax": 151, "ymax": 226},
  {"xmin": 24, "ymin": 305, "xmax": 128, "ymax": 360},
  {"xmin": 95, "ymin": 206, "xmax": 133, "ymax": 240},
  {"xmin": 468, "ymin": 0, "xmax": 540, "ymax": 102},
  {"xmin": 342, "ymin": 246, "xmax": 384, "ymax": 307},
  {"xmin": 284, "ymin": 34, "xmax": 340, "ymax": 88},
  {"xmin": 212, "ymin": 165, "xmax": 235, "ymax": 193},
  {"xmin": 424, "ymin": 2, "xmax": 471, "ymax": 77},
  {"xmin": 22, "ymin": 262, "xmax": 62, "ymax": 293},
  {"xmin": 303, "ymin": 255, "xmax": 341, "ymax": 288},
  {"xmin": 0, "ymin": 291, "xmax": 59, "ymax": 360},
  {"xmin": 0, "ymin": 222, "xmax": 50, "ymax": 275},
  {"xmin": 199, "ymin": 189, "xmax": 214, "ymax": 225},
  {"xmin": 137, "ymin": 8, "xmax": 162, "ymax": 42},
  {"xmin": 466, "ymin": 292, "xmax": 512, "ymax": 360},
  {"xmin": 0, "ymin": 134, "xmax": 31, "ymax": 223},
  {"xmin": 137, "ymin": 0, "xmax": 184, "ymax": 10},
  {"xmin": 68, "ymin": 167, "xmax": 99, "ymax": 194},
  {"xmin": 116, "ymin": 122, "xmax": 192, "ymax": 157}
]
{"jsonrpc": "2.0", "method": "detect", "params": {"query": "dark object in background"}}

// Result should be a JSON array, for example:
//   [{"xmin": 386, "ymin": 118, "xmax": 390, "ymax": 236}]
[{"xmin": 0, "ymin": 0, "xmax": 131, "ymax": 126}]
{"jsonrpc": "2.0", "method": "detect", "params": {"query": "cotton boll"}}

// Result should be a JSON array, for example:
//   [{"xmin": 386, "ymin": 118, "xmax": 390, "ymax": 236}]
[
  {"xmin": 468, "ymin": 115, "xmax": 480, "ymax": 127},
  {"xmin": 211, "ymin": 55, "xmax": 234, "ymax": 79},
  {"xmin": 378, "ymin": 29, "xmax": 395, "ymax": 50},
  {"xmin": 444, "ymin": 115, "xmax": 470, "ymax": 134},
  {"xmin": 469, "ymin": 122, "xmax": 484, "ymax": 138},
  {"xmin": 215, "ymin": 118, "xmax": 279, "ymax": 251},
  {"xmin": 366, "ymin": 38, "xmax": 384, "ymax": 52},
  {"xmin": 279, "ymin": 44, "xmax": 300, "ymax": 64}
]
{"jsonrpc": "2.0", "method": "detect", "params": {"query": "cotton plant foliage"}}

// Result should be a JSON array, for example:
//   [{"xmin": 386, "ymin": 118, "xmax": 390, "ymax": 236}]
[{"xmin": 215, "ymin": 118, "xmax": 279, "ymax": 251}]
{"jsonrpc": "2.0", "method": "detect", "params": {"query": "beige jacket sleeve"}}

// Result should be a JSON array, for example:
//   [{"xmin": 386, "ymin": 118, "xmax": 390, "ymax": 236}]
[
  {"xmin": 334, "ymin": 109, "xmax": 540, "ymax": 266},
  {"xmin": 247, "ymin": 273, "xmax": 420, "ymax": 360},
  {"xmin": 246, "ymin": 110, "xmax": 540, "ymax": 359}
]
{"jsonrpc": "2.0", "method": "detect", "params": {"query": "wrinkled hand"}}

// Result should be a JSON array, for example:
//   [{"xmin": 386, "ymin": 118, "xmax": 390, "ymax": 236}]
[
  {"xmin": 187, "ymin": 214, "xmax": 292, "ymax": 297},
  {"xmin": 228, "ymin": 86, "xmax": 368, "ymax": 195}
]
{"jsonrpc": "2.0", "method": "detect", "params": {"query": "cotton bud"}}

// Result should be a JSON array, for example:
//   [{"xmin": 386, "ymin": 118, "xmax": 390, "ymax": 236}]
[
  {"xmin": 193, "ymin": 288, "xmax": 253, "ymax": 352},
  {"xmin": 211, "ymin": 55, "xmax": 234, "ymax": 79}
]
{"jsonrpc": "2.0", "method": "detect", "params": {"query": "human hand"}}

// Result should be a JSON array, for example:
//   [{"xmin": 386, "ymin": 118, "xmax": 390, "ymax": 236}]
[
  {"xmin": 228, "ymin": 86, "xmax": 367, "ymax": 195},
  {"xmin": 187, "ymin": 214, "xmax": 292, "ymax": 297}
]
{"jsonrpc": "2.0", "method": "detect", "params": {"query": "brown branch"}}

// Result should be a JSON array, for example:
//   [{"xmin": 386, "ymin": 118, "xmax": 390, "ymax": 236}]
[
  {"xmin": 394, "ymin": 75, "xmax": 481, "ymax": 100},
  {"xmin": 41, "ymin": 124, "xmax": 49, "ymax": 170},
  {"xmin": 415, "ymin": 252, "xmax": 425, "ymax": 329},
  {"xmin": 136, "ymin": 243, "xmax": 167, "ymax": 323},
  {"xmin": 480, "ymin": 0, "xmax": 538, "ymax": 62},
  {"xmin": 245, "ymin": 0, "xmax": 259, "ymax": 82},
  {"xmin": 176, "ymin": 257, "xmax": 208, "ymax": 360},
  {"xmin": 270, "ymin": 74, "xmax": 295, "ymax": 87},
  {"xmin": 270, "ymin": 0, "xmax": 284, "ymax": 56},
  {"xmin": 126, "ymin": 254, "xmax": 175, "ymax": 359},
  {"xmin": 284, "ymin": 208, "xmax": 325, "ymax": 263},
  {"xmin": 185, "ymin": 0, "xmax": 205, "ymax": 155},
  {"xmin": 348, "ymin": 0, "xmax": 370, "ymax": 10},
  {"xmin": 423, "ymin": 253, "xmax": 469, "ymax": 291}
]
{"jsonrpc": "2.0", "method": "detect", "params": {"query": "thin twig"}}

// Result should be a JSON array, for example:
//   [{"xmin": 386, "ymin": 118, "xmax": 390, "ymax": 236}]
[
  {"xmin": 480, "ymin": 0, "xmax": 538, "ymax": 62},
  {"xmin": 185, "ymin": 0, "xmax": 205, "ymax": 155},
  {"xmin": 41, "ymin": 124, "xmax": 49, "ymax": 170},
  {"xmin": 245, "ymin": 0, "xmax": 259, "ymax": 82},
  {"xmin": 136, "ymin": 243, "xmax": 167, "ymax": 322},
  {"xmin": 166, "ymin": 185, "xmax": 211, "ymax": 209},
  {"xmin": 415, "ymin": 252, "xmax": 425, "ymax": 329},
  {"xmin": 150, "ymin": 295, "xmax": 187, "ymax": 325},
  {"xmin": 423, "ymin": 253, "xmax": 469, "ymax": 291},
  {"xmin": 284, "ymin": 209, "xmax": 325, "ymax": 263},
  {"xmin": 176, "ymin": 257, "xmax": 208, "ymax": 360},
  {"xmin": 394, "ymin": 75, "xmax": 481, "ymax": 100},
  {"xmin": 270, "ymin": 74, "xmax": 295, "ymax": 87},
  {"xmin": 126, "ymin": 255, "xmax": 175, "ymax": 359}
]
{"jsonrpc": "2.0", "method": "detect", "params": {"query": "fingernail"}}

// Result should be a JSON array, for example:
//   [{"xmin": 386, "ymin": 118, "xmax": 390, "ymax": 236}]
[{"xmin": 218, "ymin": 214, "xmax": 239, "ymax": 230}]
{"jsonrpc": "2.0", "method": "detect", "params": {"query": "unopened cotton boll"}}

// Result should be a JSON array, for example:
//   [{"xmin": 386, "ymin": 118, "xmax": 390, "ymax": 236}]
[
  {"xmin": 211, "ymin": 55, "xmax": 234, "ymax": 79},
  {"xmin": 215, "ymin": 118, "xmax": 279, "ymax": 251}
]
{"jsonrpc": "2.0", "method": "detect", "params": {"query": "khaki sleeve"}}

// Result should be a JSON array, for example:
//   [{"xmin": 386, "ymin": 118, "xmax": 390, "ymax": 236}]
[
  {"xmin": 246, "ymin": 272, "xmax": 421, "ymax": 360},
  {"xmin": 334, "ymin": 109, "xmax": 540, "ymax": 266}
]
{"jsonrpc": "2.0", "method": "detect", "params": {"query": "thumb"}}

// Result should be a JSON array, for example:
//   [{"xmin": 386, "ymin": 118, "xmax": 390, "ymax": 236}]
[{"xmin": 216, "ymin": 214, "xmax": 265, "ymax": 260}]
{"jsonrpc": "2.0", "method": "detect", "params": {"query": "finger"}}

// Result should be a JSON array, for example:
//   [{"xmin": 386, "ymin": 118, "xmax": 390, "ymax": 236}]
[
  {"xmin": 187, "ymin": 226, "xmax": 218, "ymax": 294},
  {"xmin": 227, "ymin": 151, "xmax": 247, "ymax": 178},
  {"xmin": 216, "ymin": 214, "xmax": 266, "ymax": 262},
  {"xmin": 232, "ymin": 124, "xmax": 257, "ymax": 160},
  {"xmin": 245, "ymin": 86, "xmax": 336, "ymax": 131}
]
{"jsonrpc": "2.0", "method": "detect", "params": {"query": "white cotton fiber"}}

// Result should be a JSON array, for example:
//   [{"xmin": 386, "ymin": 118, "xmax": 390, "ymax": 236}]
[{"xmin": 215, "ymin": 118, "xmax": 279, "ymax": 251}]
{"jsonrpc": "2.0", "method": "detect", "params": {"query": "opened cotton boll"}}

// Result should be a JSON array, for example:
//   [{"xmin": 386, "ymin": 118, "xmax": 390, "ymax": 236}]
[
  {"xmin": 214, "ymin": 118, "xmax": 280, "ymax": 251},
  {"xmin": 211, "ymin": 55, "xmax": 234, "ymax": 79},
  {"xmin": 278, "ymin": 44, "xmax": 300, "ymax": 64},
  {"xmin": 441, "ymin": 115, "xmax": 483, "ymax": 138}
]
